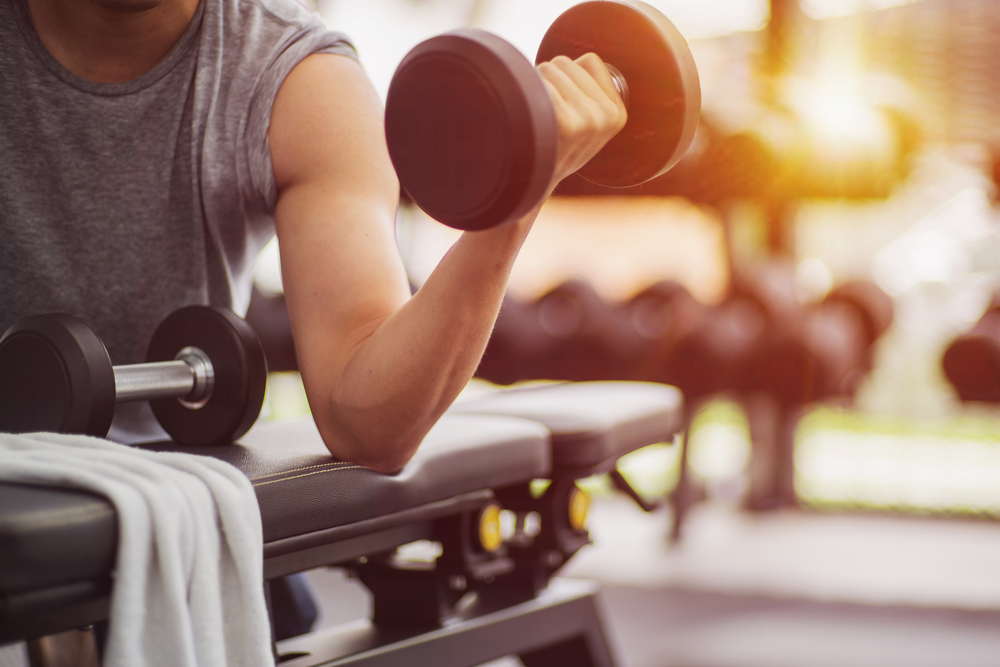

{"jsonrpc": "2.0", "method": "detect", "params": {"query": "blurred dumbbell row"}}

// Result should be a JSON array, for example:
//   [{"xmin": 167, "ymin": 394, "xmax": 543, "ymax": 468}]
[
  {"xmin": 944, "ymin": 295, "xmax": 1000, "ymax": 404},
  {"xmin": 246, "ymin": 268, "xmax": 894, "ymax": 409},
  {"xmin": 478, "ymin": 268, "xmax": 893, "ymax": 409}
]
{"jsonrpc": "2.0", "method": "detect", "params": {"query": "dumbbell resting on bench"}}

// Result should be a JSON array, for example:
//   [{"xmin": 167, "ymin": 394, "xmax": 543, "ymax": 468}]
[
  {"xmin": 0, "ymin": 380, "xmax": 682, "ymax": 666},
  {"xmin": 0, "ymin": 306, "xmax": 266, "ymax": 446}
]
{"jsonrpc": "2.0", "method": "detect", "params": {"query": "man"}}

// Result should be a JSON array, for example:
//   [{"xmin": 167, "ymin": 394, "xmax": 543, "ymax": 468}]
[{"xmin": 0, "ymin": 0, "xmax": 625, "ymax": 472}]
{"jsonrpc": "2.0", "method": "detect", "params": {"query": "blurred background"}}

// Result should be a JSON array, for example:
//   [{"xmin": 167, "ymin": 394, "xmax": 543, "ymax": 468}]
[{"xmin": 250, "ymin": 0, "xmax": 1000, "ymax": 665}]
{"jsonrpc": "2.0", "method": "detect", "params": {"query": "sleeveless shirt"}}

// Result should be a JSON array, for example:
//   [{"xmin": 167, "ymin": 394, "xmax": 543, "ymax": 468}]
[{"xmin": 0, "ymin": 0, "xmax": 357, "ymax": 442}]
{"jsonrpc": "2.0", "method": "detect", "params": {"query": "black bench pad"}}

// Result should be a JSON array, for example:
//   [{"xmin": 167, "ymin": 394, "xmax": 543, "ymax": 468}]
[
  {"xmin": 450, "ymin": 381, "xmax": 684, "ymax": 473},
  {"xmin": 0, "ymin": 413, "xmax": 549, "ymax": 637},
  {"xmin": 0, "ymin": 483, "xmax": 116, "ymax": 601},
  {"xmin": 150, "ymin": 414, "xmax": 550, "ymax": 544}
]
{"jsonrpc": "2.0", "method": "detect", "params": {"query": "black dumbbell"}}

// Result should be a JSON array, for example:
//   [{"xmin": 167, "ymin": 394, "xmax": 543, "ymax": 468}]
[
  {"xmin": 750, "ymin": 278, "xmax": 892, "ymax": 405},
  {"xmin": 385, "ymin": 0, "xmax": 701, "ymax": 231},
  {"xmin": 660, "ymin": 295, "xmax": 767, "ymax": 399},
  {"xmin": 754, "ymin": 303, "xmax": 868, "ymax": 405},
  {"xmin": 617, "ymin": 280, "xmax": 703, "ymax": 382},
  {"xmin": 943, "ymin": 296, "xmax": 1000, "ymax": 403},
  {"xmin": 245, "ymin": 285, "xmax": 298, "ymax": 373},
  {"xmin": 532, "ymin": 279, "xmax": 618, "ymax": 382},
  {"xmin": 823, "ymin": 280, "xmax": 893, "ymax": 371},
  {"xmin": 0, "ymin": 306, "xmax": 267, "ymax": 445}
]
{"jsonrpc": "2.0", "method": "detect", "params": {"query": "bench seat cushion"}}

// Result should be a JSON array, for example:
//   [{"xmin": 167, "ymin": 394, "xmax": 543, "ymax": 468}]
[
  {"xmin": 451, "ymin": 381, "xmax": 684, "ymax": 474},
  {"xmin": 0, "ymin": 413, "xmax": 549, "ymax": 641},
  {"xmin": 151, "ymin": 414, "xmax": 550, "ymax": 544}
]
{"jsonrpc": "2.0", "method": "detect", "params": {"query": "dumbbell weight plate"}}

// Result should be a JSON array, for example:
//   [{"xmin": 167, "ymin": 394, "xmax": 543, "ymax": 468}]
[
  {"xmin": 943, "ymin": 336, "xmax": 1000, "ymax": 403},
  {"xmin": 536, "ymin": 0, "xmax": 701, "ymax": 187},
  {"xmin": 146, "ymin": 306, "xmax": 267, "ymax": 446},
  {"xmin": 823, "ymin": 281, "xmax": 894, "ymax": 349},
  {"xmin": 0, "ymin": 314, "xmax": 116, "ymax": 438},
  {"xmin": 386, "ymin": 29, "xmax": 558, "ymax": 231}
]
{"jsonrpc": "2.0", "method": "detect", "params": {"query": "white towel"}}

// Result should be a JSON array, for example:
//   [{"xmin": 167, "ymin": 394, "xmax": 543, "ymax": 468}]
[{"xmin": 0, "ymin": 432, "xmax": 273, "ymax": 667}]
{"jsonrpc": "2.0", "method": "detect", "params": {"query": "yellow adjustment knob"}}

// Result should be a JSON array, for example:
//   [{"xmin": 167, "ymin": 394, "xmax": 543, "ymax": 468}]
[
  {"xmin": 478, "ymin": 503, "xmax": 504, "ymax": 552},
  {"xmin": 568, "ymin": 486, "xmax": 590, "ymax": 531}
]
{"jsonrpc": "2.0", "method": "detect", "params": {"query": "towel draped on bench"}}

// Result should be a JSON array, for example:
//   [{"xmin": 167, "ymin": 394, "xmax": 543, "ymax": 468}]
[{"xmin": 0, "ymin": 432, "xmax": 272, "ymax": 667}]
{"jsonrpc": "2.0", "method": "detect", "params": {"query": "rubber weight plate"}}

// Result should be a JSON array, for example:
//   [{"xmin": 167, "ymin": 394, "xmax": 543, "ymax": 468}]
[
  {"xmin": 386, "ymin": 29, "xmax": 557, "ymax": 231},
  {"xmin": 147, "ymin": 306, "xmax": 267, "ymax": 445},
  {"xmin": 0, "ymin": 314, "xmax": 115, "ymax": 438},
  {"xmin": 536, "ymin": 0, "xmax": 701, "ymax": 187}
]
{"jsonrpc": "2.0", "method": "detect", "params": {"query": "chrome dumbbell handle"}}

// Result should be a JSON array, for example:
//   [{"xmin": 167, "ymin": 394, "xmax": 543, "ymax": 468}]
[{"xmin": 113, "ymin": 346, "xmax": 215, "ymax": 404}]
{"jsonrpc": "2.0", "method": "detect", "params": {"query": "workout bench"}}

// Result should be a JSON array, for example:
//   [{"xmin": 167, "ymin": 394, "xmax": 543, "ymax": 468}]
[{"xmin": 1, "ymin": 380, "xmax": 682, "ymax": 666}]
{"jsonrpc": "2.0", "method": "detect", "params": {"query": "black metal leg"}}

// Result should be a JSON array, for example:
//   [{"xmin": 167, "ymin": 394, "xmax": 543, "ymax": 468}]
[
  {"xmin": 743, "ymin": 391, "xmax": 781, "ymax": 511},
  {"xmin": 668, "ymin": 400, "xmax": 700, "ymax": 542},
  {"xmin": 264, "ymin": 579, "xmax": 280, "ymax": 665},
  {"xmin": 275, "ymin": 579, "xmax": 619, "ymax": 667},
  {"xmin": 517, "ymin": 591, "xmax": 617, "ymax": 667},
  {"xmin": 775, "ymin": 402, "xmax": 806, "ymax": 508}
]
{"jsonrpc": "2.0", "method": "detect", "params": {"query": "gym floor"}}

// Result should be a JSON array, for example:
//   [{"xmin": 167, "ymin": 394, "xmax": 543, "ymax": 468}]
[{"xmin": 305, "ymin": 496, "xmax": 1000, "ymax": 667}]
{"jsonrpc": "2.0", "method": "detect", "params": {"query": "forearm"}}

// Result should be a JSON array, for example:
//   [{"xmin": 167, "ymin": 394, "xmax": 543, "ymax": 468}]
[{"xmin": 314, "ymin": 210, "xmax": 537, "ymax": 472}]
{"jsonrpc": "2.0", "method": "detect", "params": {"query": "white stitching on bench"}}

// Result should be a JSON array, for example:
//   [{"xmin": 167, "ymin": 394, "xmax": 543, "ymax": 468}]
[
  {"xmin": 252, "ymin": 465, "xmax": 368, "ymax": 487},
  {"xmin": 250, "ymin": 461, "xmax": 356, "ymax": 481}
]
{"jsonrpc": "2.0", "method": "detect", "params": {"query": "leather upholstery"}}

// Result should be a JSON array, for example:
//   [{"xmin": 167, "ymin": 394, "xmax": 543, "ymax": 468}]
[
  {"xmin": 0, "ymin": 483, "xmax": 116, "ymax": 597},
  {"xmin": 451, "ymin": 381, "xmax": 684, "ymax": 472},
  {"xmin": 0, "ymin": 413, "xmax": 549, "ymax": 625},
  {"xmin": 0, "ymin": 483, "xmax": 116, "ymax": 641},
  {"xmin": 147, "ymin": 414, "xmax": 550, "ymax": 543}
]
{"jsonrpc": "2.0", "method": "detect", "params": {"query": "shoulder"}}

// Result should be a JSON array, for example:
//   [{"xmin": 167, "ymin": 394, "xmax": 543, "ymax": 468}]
[{"xmin": 269, "ymin": 53, "xmax": 387, "ymax": 192}]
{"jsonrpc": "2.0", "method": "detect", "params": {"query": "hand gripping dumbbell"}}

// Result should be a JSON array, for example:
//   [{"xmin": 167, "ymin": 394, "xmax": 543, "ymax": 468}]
[
  {"xmin": 0, "ymin": 306, "xmax": 267, "ymax": 445},
  {"xmin": 385, "ymin": 0, "xmax": 701, "ymax": 231}
]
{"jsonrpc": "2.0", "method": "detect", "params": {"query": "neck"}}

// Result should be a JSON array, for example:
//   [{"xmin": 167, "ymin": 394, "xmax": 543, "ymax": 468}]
[{"xmin": 27, "ymin": 0, "xmax": 199, "ymax": 83}]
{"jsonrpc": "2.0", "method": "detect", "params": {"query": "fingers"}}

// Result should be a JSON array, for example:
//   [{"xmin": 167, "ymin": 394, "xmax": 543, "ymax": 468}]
[
  {"xmin": 536, "ymin": 53, "xmax": 628, "ymax": 184},
  {"xmin": 537, "ymin": 54, "xmax": 628, "ymax": 142},
  {"xmin": 539, "ymin": 54, "xmax": 620, "ymax": 115},
  {"xmin": 539, "ymin": 76, "xmax": 566, "ymax": 110},
  {"xmin": 567, "ymin": 53, "xmax": 625, "ymax": 113}
]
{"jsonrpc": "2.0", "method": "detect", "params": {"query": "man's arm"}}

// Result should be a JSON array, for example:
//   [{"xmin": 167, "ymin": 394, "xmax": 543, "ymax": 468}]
[{"xmin": 269, "ymin": 53, "xmax": 624, "ymax": 473}]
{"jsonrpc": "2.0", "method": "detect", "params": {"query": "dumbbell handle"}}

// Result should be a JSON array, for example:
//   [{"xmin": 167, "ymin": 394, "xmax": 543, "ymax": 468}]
[
  {"xmin": 604, "ymin": 63, "xmax": 630, "ymax": 111},
  {"xmin": 114, "ymin": 346, "xmax": 215, "ymax": 404}
]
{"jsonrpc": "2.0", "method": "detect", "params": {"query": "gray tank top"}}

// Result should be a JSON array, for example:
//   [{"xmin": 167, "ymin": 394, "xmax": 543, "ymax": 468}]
[{"xmin": 0, "ymin": 0, "xmax": 356, "ymax": 442}]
